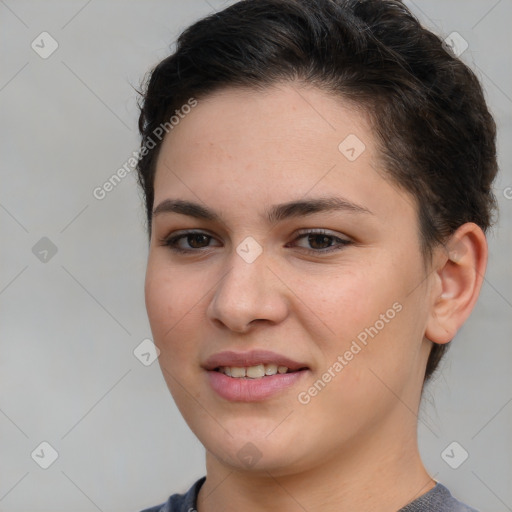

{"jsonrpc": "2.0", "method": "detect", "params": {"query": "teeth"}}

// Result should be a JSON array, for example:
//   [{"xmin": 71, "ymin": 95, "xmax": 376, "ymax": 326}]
[
  {"xmin": 246, "ymin": 364, "xmax": 265, "ymax": 378},
  {"xmin": 218, "ymin": 364, "xmax": 290, "ymax": 378},
  {"xmin": 265, "ymin": 364, "xmax": 278, "ymax": 375},
  {"xmin": 230, "ymin": 367, "xmax": 246, "ymax": 378}
]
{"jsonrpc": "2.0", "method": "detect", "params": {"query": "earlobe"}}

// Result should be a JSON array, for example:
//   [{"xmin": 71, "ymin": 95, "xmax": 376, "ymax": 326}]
[{"xmin": 425, "ymin": 223, "xmax": 488, "ymax": 345}]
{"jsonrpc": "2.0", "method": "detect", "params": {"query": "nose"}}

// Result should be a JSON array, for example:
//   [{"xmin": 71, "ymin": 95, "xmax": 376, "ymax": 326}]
[{"xmin": 206, "ymin": 244, "xmax": 289, "ymax": 333}]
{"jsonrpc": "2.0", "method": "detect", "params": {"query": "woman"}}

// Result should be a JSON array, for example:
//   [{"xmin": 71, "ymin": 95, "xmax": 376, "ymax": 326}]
[{"xmin": 135, "ymin": 0, "xmax": 498, "ymax": 510}]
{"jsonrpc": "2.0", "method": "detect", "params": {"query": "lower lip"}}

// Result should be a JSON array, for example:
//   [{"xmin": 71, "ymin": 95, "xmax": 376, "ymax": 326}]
[{"xmin": 206, "ymin": 369, "xmax": 309, "ymax": 402}]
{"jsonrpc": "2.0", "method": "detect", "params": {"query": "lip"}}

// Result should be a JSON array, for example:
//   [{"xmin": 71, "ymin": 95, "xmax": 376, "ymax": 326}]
[
  {"xmin": 206, "ymin": 368, "xmax": 309, "ymax": 402},
  {"xmin": 202, "ymin": 349, "xmax": 308, "ymax": 372},
  {"xmin": 203, "ymin": 349, "xmax": 310, "ymax": 402}
]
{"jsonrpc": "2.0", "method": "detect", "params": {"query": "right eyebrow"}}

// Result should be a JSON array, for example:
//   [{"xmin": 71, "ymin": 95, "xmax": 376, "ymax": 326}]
[{"xmin": 152, "ymin": 199, "xmax": 221, "ymax": 222}]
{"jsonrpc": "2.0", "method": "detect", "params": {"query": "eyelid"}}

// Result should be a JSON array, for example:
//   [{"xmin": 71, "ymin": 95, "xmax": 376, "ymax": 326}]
[{"xmin": 292, "ymin": 227, "xmax": 351, "ymax": 241}]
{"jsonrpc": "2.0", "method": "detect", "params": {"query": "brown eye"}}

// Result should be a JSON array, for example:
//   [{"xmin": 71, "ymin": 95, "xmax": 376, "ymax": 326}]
[
  {"xmin": 307, "ymin": 233, "xmax": 334, "ymax": 250},
  {"xmin": 291, "ymin": 230, "xmax": 352, "ymax": 254},
  {"xmin": 161, "ymin": 231, "xmax": 220, "ymax": 254},
  {"xmin": 187, "ymin": 233, "xmax": 210, "ymax": 248}
]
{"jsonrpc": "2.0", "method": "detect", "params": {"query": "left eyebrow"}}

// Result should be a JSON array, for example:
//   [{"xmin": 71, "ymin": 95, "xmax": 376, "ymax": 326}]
[
  {"xmin": 265, "ymin": 196, "xmax": 373, "ymax": 225},
  {"xmin": 152, "ymin": 196, "xmax": 373, "ymax": 225}
]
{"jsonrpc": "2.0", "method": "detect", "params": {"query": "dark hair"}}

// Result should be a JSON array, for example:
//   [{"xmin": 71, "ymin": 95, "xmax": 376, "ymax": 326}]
[{"xmin": 135, "ymin": 0, "xmax": 498, "ymax": 383}]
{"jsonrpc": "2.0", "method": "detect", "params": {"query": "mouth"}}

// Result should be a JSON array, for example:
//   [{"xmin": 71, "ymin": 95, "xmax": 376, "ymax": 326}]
[{"xmin": 203, "ymin": 350, "xmax": 310, "ymax": 402}]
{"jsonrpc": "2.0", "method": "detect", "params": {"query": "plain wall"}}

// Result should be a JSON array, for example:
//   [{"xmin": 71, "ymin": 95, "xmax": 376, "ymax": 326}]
[{"xmin": 1, "ymin": 1, "xmax": 511, "ymax": 511}]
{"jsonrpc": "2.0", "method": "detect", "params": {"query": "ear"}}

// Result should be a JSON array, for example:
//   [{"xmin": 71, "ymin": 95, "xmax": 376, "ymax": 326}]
[{"xmin": 425, "ymin": 222, "xmax": 488, "ymax": 344}]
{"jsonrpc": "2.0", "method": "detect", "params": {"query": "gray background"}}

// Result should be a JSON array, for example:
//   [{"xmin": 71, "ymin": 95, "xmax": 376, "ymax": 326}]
[{"xmin": 0, "ymin": 1, "xmax": 511, "ymax": 511}]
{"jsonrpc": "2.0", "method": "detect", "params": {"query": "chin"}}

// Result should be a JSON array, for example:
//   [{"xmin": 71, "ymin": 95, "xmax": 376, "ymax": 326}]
[{"xmin": 199, "ymin": 425, "xmax": 311, "ymax": 473}]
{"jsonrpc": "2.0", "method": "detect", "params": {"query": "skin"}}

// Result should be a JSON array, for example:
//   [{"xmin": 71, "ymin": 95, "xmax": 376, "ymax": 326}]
[{"xmin": 144, "ymin": 82, "xmax": 487, "ymax": 511}]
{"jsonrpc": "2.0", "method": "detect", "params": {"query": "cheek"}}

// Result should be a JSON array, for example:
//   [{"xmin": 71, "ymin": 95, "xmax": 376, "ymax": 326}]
[
  {"xmin": 327, "ymin": 302, "xmax": 425, "ymax": 417},
  {"xmin": 144, "ymin": 261, "xmax": 200, "ymax": 353},
  {"xmin": 297, "ymin": 264, "xmax": 398, "ymax": 342},
  {"xmin": 305, "ymin": 260, "xmax": 421, "ymax": 377},
  {"xmin": 144, "ymin": 262, "xmax": 205, "ymax": 408},
  {"xmin": 300, "ymin": 310, "xmax": 419, "ymax": 439}
]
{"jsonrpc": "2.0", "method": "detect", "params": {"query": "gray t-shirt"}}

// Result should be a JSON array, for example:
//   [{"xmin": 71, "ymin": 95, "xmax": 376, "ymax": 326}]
[{"xmin": 140, "ymin": 477, "xmax": 479, "ymax": 512}]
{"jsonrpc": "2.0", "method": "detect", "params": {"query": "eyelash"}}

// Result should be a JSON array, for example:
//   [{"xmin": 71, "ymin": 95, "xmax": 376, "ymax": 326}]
[{"xmin": 159, "ymin": 229, "xmax": 352, "ymax": 255}]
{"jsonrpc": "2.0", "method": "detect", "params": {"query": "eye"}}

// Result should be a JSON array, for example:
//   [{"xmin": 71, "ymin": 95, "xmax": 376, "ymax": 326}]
[
  {"xmin": 160, "ymin": 230, "xmax": 220, "ymax": 254},
  {"xmin": 160, "ymin": 229, "xmax": 352, "ymax": 255},
  {"xmin": 289, "ymin": 229, "xmax": 352, "ymax": 254}
]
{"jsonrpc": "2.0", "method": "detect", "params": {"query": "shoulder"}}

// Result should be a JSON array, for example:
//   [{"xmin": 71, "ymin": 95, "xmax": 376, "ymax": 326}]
[
  {"xmin": 139, "ymin": 477, "xmax": 206, "ymax": 512},
  {"xmin": 399, "ymin": 482, "xmax": 479, "ymax": 512}
]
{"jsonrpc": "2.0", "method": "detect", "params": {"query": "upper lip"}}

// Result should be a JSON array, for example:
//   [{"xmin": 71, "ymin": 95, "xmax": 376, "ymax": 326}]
[{"xmin": 202, "ymin": 350, "xmax": 308, "ymax": 371}]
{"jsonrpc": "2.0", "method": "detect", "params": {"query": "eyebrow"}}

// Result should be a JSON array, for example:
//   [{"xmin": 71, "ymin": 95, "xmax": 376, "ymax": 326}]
[{"xmin": 152, "ymin": 196, "xmax": 373, "ymax": 225}]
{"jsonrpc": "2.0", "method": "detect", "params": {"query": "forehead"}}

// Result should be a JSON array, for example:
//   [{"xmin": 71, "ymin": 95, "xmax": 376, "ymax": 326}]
[
  {"xmin": 157, "ymin": 83, "xmax": 369, "ymax": 168},
  {"xmin": 153, "ymin": 83, "xmax": 415, "ymax": 224}
]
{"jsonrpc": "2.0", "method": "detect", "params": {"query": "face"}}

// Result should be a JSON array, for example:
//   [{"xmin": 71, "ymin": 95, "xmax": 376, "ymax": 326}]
[{"xmin": 145, "ymin": 83, "xmax": 434, "ymax": 475}]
